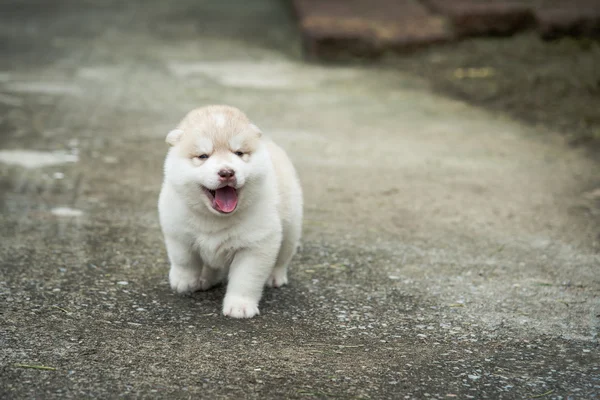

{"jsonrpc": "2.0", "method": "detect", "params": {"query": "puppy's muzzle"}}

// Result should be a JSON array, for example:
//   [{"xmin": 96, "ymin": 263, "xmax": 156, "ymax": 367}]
[{"xmin": 218, "ymin": 168, "xmax": 236, "ymax": 183}]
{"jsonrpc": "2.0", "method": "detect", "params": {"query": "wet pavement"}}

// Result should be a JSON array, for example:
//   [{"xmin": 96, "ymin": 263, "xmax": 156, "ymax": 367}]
[{"xmin": 1, "ymin": 0, "xmax": 599, "ymax": 399}]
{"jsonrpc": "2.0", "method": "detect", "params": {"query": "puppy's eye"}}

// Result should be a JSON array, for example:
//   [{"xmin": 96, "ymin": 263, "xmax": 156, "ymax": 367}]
[
  {"xmin": 196, "ymin": 154, "xmax": 209, "ymax": 160},
  {"xmin": 234, "ymin": 151, "xmax": 244, "ymax": 157}
]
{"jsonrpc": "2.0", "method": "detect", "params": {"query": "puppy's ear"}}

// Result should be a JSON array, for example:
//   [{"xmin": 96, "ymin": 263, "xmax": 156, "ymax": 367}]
[
  {"xmin": 249, "ymin": 124, "xmax": 262, "ymax": 138},
  {"xmin": 166, "ymin": 129, "xmax": 184, "ymax": 146}
]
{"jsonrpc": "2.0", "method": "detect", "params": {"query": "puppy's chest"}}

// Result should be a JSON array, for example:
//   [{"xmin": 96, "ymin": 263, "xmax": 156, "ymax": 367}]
[{"xmin": 194, "ymin": 233, "xmax": 237, "ymax": 269}]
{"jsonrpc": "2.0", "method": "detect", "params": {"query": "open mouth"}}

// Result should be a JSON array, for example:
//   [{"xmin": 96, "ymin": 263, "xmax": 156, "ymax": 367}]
[{"xmin": 202, "ymin": 186, "xmax": 239, "ymax": 214}]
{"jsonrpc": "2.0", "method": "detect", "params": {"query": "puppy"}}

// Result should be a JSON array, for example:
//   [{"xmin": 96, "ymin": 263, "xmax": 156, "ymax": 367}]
[{"xmin": 158, "ymin": 105, "xmax": 303, "ymax": 318}]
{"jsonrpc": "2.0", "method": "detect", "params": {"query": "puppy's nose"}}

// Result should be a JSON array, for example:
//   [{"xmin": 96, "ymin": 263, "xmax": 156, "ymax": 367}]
[{"xmin": 218, "ymin": 169, "xmax": 235, "ymax": 179}]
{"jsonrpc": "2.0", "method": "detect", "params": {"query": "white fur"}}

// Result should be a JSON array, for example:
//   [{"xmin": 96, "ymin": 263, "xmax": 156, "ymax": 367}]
[
  {"xmin": 212, "ymin": 113, "xmax": 226, "ymax": 127},
  {"xmin": 195, "ymin": 137, "xmax": 214, "ymax": 158},
  {"xmin": 158, "ymin": 106, "xmax": 303, "ymax": 318},
  {"xmin": 228, "ymin": 135, "xmax": 245, "ymax": 152},
  {"xmin": 166, "ymin": 129, "xmax": 183, "ymax": 146}
]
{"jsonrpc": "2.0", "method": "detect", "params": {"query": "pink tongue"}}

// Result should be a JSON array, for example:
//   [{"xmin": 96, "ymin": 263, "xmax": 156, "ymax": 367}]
[{"xmin": 214, "ymin": 186, "xmax": 238, "ymax": 213}]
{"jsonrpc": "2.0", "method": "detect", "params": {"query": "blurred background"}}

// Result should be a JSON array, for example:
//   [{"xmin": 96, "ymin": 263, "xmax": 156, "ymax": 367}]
[
  {"xmin": 1, "ymin": 0, "xmax": 599, "ymax": 148},
  {"xmin": 296, "ymin": 0, "xmax": 600, "ymax": 148},
  {"xmin": 1, "ymin": 1, "xmax": 599, "ymax": 399}
]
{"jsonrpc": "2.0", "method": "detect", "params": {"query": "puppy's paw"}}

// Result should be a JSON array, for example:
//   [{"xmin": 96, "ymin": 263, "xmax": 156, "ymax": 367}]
[
  {"xmin": 169, "ymin": 266, "xmax": 204, "ymax": 294},
  {"xmin": 222, "ymin": 295, "xmax": 260, "ymax": 319},
  {"xmin": 266, "ymin": 268, "xmax": 288, "ymax": 288}
]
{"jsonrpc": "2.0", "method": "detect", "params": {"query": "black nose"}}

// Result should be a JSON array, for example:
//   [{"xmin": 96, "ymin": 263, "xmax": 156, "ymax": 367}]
[{"xmin": 218, "ymin": 169, "xmax": 235, "ymax": 178}]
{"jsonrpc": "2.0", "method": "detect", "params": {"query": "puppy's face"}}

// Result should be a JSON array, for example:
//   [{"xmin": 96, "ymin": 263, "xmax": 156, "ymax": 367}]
[{"xmin": 164, "ymin": 106, "xmax": 267, "ymax": 215}]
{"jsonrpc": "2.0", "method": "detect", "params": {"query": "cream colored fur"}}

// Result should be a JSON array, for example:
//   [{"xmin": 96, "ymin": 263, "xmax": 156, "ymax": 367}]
[{"xmin": 158, "ymin": 105, "xmax": 303, "ymax": 318}]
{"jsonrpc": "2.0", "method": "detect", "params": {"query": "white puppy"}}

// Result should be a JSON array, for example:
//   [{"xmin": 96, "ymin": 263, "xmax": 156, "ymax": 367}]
[{"xmin": 158, "ymin": 105, "xmax": 303, "ymax": 318}]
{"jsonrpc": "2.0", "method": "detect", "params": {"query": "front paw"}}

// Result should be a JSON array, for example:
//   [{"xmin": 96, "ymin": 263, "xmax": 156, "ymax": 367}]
[
  {"xmin": 169, "ymin": 266, "xmax": 204, "ymax": 294},
  {"xmin": 222, "ymin": 295, "xmax": 260, "ymax": 319},
  {"xmin": 266, "ymin": 268, "xmax": 288, "ymax": 288}
]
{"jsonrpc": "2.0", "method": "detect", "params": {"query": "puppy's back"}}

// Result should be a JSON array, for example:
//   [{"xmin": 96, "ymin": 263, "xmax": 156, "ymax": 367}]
[{"xmin": 265, "ymin": 140, "xmax": 303, "ymax": 228}]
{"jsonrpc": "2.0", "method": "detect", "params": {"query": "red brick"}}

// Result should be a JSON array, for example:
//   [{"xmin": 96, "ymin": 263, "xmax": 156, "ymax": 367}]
[
  {"xmin": 291, "ymin": 0, "xmax": 454, "ymax": 60},
  {"xmin": 423, "ymin": 0, "xmax": 535, "ymax": 37}
]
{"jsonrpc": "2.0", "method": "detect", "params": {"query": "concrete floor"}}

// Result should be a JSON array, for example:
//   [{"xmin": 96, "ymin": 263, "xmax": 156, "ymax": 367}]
[{"xmin": 0, "ymin": 0, "xmax": 599, "ymax": 398}]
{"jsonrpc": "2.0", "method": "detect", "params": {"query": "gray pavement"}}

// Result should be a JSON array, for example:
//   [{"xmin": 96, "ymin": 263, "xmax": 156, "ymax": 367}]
[{"xmin": 1, "ymin": 0, "xmax": 599, "ymax": 399}]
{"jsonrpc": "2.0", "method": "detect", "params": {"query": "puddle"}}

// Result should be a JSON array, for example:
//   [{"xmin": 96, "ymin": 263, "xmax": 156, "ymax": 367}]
[
  {"xmin": 0, "ymin": 150, "xmax": 79, "ymax": 168},
  {"xmin": 51, "ymin": 207, "xmax": 84, "ymax": 217}
]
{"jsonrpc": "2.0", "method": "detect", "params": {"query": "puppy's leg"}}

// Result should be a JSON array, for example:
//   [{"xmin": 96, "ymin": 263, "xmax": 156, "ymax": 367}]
[
  {"xmin": 165, "ymin": 236, "xmax": 204, "ymax": 294},
  {"xmin": 223, "ymin": 243, "xmax": 278, "ymax": 318},
  {"xmin": 198, "ymin": 265, "xmax": 225, "ymax": 291},
  {"xmin": 266, "ymin": 226, "xmax": 301, "ymax": 288}
]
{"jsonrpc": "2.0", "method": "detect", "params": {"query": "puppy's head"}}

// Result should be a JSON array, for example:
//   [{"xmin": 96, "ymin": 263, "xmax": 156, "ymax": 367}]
[{"xmin": 164, "ymin": 105, "xmax": 267, "ymax": 215}]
